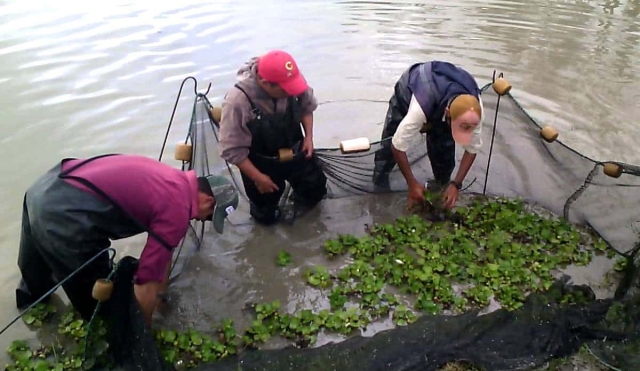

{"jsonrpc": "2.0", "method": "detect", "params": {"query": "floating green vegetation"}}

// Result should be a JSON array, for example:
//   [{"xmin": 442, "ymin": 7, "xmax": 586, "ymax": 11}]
[
  {"xmin": 314, "ymin": 194, "xmax": 610, "ymax": 313},
  {"xmin": 276, "ymin": 250, "xmax": 292, "ymax": 267},
  {"xmin": 4, "ymin": 194, "xmax": 616, "ymax": 370},
  {"xmin": 20, "ymin": 303, "xmax": 56, "ymax": 329},
  {"xmin": 5, "ymin": 308, "xmax": 111, "ymax": 371}
]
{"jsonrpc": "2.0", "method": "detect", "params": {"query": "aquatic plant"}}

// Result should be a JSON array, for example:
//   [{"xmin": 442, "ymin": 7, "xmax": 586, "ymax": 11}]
[
  {"xmin": 3, "ymin": 193, "xmax": 617, "ymax": 370},
  {"xmin": 276, "ymin": 251, "xmax": 292, "ymax": 267},
  {"xmin": 4, "ymin": 308, "xmax": 112, "ymax": 371}
]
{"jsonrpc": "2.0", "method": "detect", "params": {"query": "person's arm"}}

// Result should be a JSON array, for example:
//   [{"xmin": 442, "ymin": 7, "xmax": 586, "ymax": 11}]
[
  {"xmin": 134, "ymin": 281, "xmax": 163, "ymax": 327},
  {"xmin": 392, "ymin": 145, "xmax": 420, "ymax": 187},
  {"xmin": 301, "ymin": 113, "xmax": 313, "ymax": 141},
  {"xmin": 452, "ymin": 151, "xmax": 476, "ymax": 185},
  {"xmin": 300, "ymin": 113, "xmax": 314, "ymax": 158},
  {"xmin": 298, "ymin": 87, "xmax": 318, "ymax": 139},
  {"xmin": 133, "ymin": 204, "xmax": 190, "ymax": 327},
  {"xmin": 442, "ymin": 124, "xmax": 481, "ymax": 209},
  {"xmin": 218, "ymin": 97, "xmax": 253, "ymax": 168},
  {"xmin": 391, "ymin": 95, "xmax": 427, "ymax": 188},
  {"xmin": 237, "ymin": 158, "xmax": 266, "ymax": 182},
  {"xmin": 157, "ymin": 259, "xmax": 172, "ymax": 297},
  {"xmin": 298, "ymin": 87, "xmax": 318, "ymax": 157}
]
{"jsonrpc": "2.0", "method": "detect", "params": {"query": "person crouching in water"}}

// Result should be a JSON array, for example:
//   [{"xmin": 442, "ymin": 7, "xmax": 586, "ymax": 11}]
[
  {"xmin": 372, "ymin": 60, "xmax": 485, "ymax": 210},
  {"xmin": 218, "ymin": 50, "xmax": 328, "ymax": 225}
]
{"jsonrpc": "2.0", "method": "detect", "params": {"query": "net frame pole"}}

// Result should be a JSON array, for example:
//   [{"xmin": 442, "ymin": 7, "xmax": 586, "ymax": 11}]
[{"xmin": 482, "ymin": 70, "xmax": 505, "ymax": 195}]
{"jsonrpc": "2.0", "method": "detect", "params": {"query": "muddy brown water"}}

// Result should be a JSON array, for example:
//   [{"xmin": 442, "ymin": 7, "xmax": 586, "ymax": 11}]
[{"xmin": 1, "ymin": 0, "xmax": 640, "ymax": 366}]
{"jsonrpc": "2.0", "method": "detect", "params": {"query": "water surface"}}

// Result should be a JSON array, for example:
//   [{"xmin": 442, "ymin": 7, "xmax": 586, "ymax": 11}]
[{"xmin": 1, "ymin": 0, "xmax": 639, "ymax": 364}]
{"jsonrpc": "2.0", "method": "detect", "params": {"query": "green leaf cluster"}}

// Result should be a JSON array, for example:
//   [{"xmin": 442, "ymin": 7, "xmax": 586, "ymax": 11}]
[
  {"xmin": 5, "ymin": 195, "xmax": 617, "ymax": 370},
  {"xmin": 5, "ymin": 309, "xmax": 111, "ymax": 371}
]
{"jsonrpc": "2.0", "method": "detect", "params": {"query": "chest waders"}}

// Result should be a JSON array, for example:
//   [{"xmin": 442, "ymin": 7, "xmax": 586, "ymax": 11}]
[
  {"xmin": 16, "ymin": 154, "xmax": 176, "ymax": 321},
  {"xmin": 373, "ymin": 62, "xmax": 457, "ymax": 190},
  {"xmin": 234, "ymin": 84, "xmax": 328, "ymax": 225}
]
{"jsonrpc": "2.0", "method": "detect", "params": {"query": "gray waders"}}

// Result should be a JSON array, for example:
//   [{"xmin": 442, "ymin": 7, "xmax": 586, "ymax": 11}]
[{"xmin": 15, "ymin": 155, "xmax": 173, "ymax": 321}]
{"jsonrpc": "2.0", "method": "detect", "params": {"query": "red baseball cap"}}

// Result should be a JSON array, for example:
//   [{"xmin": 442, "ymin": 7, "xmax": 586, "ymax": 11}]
[{"xmin": 257, "ymin": 50, "xmax": 309, "ymax": 96}]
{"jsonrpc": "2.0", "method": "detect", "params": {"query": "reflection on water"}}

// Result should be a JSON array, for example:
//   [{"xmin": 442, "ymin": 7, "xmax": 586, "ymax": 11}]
[{"xmin": 1, "ymin": 0, "xmax": 640, "ymax": 363}]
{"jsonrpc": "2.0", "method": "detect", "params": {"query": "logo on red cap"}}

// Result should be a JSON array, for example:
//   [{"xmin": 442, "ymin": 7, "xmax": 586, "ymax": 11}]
[{"xmin": 285, "ymin": 61, "xmax": 294, "ymax": 77}]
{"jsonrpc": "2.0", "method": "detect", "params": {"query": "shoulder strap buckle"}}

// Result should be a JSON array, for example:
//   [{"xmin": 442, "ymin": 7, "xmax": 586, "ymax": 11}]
[{"xmin": 234, "ymin": 84, "xmax": 262, "ymax": 119}]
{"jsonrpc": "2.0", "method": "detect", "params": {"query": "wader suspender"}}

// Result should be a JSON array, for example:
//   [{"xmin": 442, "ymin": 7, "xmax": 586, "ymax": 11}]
[
  {"xmin": 58, "ymin": 154, "xmax": 175, "ymax": 253},
  {"xmin": 234, "ymin": 84, "xmax": 262, "ymax": 119},
  {"xmin": 416, "ymin": 64, "xmax": 438, "ymax": 134},
  {"xmin": 234, "ymin": 84, "xmax": 301, "ymax": 162},
  {"xmin": 234, "ymin": 84, "xmax": 297, "ymax": 120}
]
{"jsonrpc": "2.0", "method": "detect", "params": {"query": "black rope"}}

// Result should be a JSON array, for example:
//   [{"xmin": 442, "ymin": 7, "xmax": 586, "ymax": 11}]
[{"xmin": 0, "ymin": 248, "xmax": 117, "ymax": 336}]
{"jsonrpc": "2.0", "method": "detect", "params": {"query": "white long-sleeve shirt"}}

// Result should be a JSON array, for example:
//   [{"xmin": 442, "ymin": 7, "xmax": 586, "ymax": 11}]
[{"xmin": 391, "ymin": 94, "xmax": 484, "ymax": 154}]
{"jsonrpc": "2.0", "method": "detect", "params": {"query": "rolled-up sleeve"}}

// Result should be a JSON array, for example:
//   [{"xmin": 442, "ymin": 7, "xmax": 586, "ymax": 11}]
[
  {"xmin": 391, "ymin": 94, "xmax": 426, "ymax": 152},
  {"xmin": 298, "ymin": 87, "xmax": 319, "ymax": 116},
  {"xmin": 462, "ymin": 95, "xmax": 484, "ymax": 154},
  {"xmin": 219, "ymin": 99, "xmax": 253, "ymax": 165}
]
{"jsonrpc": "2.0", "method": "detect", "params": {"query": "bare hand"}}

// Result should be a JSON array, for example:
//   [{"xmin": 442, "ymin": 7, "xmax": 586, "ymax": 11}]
[
  {"xmin": 302, "ymin": 137, "xmax": 314, "ymax": 158},
  {"xmin": 407, "ymin": 181, "xmax": 425, "ymax": 209},
  {"xmin": 442, "ymin": 183, "xmax": 459, "ymax": 209},
  {"xmin": 255, "ymin": 173, "xmax": 279, "ymax": 194}
]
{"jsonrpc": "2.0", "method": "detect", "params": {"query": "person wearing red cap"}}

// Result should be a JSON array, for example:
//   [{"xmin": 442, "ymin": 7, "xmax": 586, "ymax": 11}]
[
  {"xmin": 373, "ymin": 61, "xmax": 484, "ymax": 210},
  {"xmin": 218, "ymin": 50, "xmax": 327, "ymax": 225}
]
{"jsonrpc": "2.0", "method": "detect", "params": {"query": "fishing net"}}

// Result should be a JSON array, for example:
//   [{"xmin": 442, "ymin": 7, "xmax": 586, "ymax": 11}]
[{"xmin": 103, "ymin": 74, "xmax": 640, "ymax": 371}]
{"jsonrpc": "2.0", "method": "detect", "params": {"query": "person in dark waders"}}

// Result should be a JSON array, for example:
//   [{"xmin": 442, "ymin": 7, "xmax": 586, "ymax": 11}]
[
  {"xmin": 372, "ymin": 60, "xmax": 485, "ymax": 210},
  {"xmin": 218, "ymin": 50, "xmax": 327, "ymax": 225},
  {"xmin": 15, "ymin": 154, "xmax": 239, "ymax": 327}
]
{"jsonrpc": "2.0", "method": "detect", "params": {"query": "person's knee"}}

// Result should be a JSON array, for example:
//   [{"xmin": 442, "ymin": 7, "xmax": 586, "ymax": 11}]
[
  {"xmin": 291, "ymin": 172, "xmax": 327, "ymax": 207},
  {"xmin": 250, "ymin": 203, "xmax": 282, "ymax": 225},
  {"xmin": 292, "ymin": 190, "xmax": 325, "ymax": 208},
  {"xmin": 305, "ymin": 182, "xmax": 328, "ymax": 205}
]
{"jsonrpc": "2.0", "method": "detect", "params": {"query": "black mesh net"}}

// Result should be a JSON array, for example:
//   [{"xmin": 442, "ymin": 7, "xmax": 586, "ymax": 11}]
[
  {"xmin": 103, "ymin": 75, "xmax": 640, "ymax": 371},
  {"xmin": 105, "ymin": 256, "xmax": 171, "ymax": 371}
]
